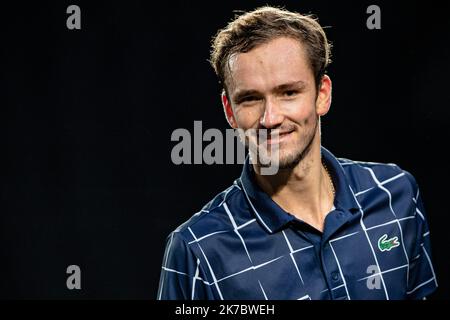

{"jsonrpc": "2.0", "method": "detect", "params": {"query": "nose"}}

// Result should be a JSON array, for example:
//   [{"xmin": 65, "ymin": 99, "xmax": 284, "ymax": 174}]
[{"xmin": 259, "ymin": 97, "xmax": 284, "ymax": 129}]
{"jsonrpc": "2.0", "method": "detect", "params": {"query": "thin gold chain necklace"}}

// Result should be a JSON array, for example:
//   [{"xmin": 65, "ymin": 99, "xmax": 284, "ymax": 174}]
[{"xmin": 322, "ymin": 160, "xmax": 336, "ymax": 196}]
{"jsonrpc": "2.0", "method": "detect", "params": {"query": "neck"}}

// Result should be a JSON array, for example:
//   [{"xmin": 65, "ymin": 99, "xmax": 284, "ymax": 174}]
[{"xmin": 253, "ymin": 139, "xmax": 334, "ymax": 232}]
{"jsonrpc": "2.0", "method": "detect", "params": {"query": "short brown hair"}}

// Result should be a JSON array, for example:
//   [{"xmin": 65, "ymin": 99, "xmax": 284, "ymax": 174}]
[{"xmin": 210, "ymin": 6, "xmax": 332, "ymax": 94}]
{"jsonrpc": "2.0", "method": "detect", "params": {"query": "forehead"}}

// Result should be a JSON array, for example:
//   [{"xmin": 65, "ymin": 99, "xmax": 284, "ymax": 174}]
[{"xmin": 227, "ymin": 37, "xmax": 313, "ymax": 94}]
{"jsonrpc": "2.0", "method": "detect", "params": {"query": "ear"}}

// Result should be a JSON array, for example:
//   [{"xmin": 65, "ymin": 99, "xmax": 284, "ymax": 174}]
[
  {"xmin": 221, "ymin": 90, "xmax": 238, "ymax": 128},
  {"xmin": 315, "ymin": 75, "xmax": 332, "ymax": 116}
]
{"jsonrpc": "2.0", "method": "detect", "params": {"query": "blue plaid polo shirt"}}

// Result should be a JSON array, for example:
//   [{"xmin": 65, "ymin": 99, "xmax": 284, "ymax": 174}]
[{"xmin": 157, "ymin": 146, "xmax": 437, "ymax": 300}]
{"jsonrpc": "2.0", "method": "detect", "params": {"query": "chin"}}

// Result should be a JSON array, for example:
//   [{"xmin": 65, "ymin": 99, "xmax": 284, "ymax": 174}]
[
  {"xmin": 252, "ymin": 147, "xmax": 299, "ymax": 170},
  {"xmin": 275, "ymin": 143, "xmax": 311, "ymax": 168},
  {"xmin": 277, "ymin": 155, "xmax": 302, "ymax": 169}
]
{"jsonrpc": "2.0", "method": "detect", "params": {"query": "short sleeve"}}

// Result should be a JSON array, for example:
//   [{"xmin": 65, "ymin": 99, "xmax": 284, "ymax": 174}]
[
  {"xmin": 403, "ymin": 171, "xmax": 438, "ymax": 299},
  {"xmin": 157, "ymin": 231, "xmax": 215, "ymax": 300}
]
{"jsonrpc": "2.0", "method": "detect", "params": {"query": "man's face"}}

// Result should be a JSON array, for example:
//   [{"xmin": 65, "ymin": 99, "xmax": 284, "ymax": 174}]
[{"xmin": 223, "ymin": 36, "xmax": 331, "ymax": 169}]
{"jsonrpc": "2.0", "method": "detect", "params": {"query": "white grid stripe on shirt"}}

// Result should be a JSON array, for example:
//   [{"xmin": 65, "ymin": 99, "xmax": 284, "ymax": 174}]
[
  {"xmin": 407, "ymin": 277, "xmax": 436, "ymax": 295},
  {"xmin": 162, "ymin": 266, "xmax": 187, "ymax": 277},
  {"xmin": 215, "ymin": 255, "xmax": 284, "ymax": 284},
  {"xmin": 191, "ymin": 259, "xmax": 201, "ymax": 300},
  {"xmin": 364, "ymin": 216, "xmax": 415, "ymax": 231},
  {"xmin": 292, "ymin": 245, "xmax": 314, "ymax": 254},
  {"xmin": 329, "ymin": 241, "xmax": 351, "ymax": 300},
  {"xmin": 188, "ymin": 230, "xmax": 229, "ymax": 245},
  {"xmin": 357, "ymin": 264, "xmax": 409, "ymax": 281},
  {"xmin": 223, "ymin": 202, "xmax": 254, "ymax": 264},
  {"xmin": 282, "ymin": 230, "xmax": 304, "ymax": 285},
  {"xmin": 161, "ymin": 266, "xmax": 212, "ymax": 286},
  {"xmin": 354, "ymin": 172, "xmax": 405, "ymax": 197},
  {"xmin": 349, "ymin": 185, "xmax": 390, "ymax": 300},
  {"xmin": 340, "ymin": 160, "xmax": 397, "ymax": 167},
  {"xmin": 239, "ymin": 178, "xmax": 273, "ymax": 233},
  {"xmin": 415, "ymin": 207, "xmax": 425, "ymax": 221},
  {"xmin": 364, "ymin": 167, "xmax": 410, "ymax": 285},
  {"xmin": 237, "ymin": 219, "xmax": 256, "ymax": 230},
  {"xmin": 219, "ymin": 185, "xmax": 239, "ymax": 207},
  {"xmin": 421, "ymin": 243, "xmax": 438, "ymax": 288},
  {"xmin": 320, "ymin": 284, "xmax": 345, "ymax": 294},
  {"xmin": 329, "ymin": 231, "xmax": 359, "ymax": 243},
  {"xmin": 158, "ymin": 231, "xmax": 175, "ymax": 300},
  {"xmin": 258, "ymin": 280, "xmax": 268, "ymax": 300},
  {"xmin": 188, "ymin": 227, "xmax": 224, "ymax": 300}
]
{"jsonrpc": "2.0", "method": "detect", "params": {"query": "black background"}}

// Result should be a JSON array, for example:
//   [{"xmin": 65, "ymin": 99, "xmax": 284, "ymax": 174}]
[{"xmin": 0, "ymin": 0, "xmax": 449, "ymax": 299}]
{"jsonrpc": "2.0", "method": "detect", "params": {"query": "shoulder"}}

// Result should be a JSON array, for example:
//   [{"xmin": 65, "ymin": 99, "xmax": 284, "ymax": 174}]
[
  {"xmin": 339, "ymin": 157, "xmax": 402, "ymax": 177},
  {"xmin": 167, "ymin": 182, "xmax": 245, "ymax": 244},
  {"xmin": 338, "ymin": 157, "xmax": 419, "ymax": 199}
]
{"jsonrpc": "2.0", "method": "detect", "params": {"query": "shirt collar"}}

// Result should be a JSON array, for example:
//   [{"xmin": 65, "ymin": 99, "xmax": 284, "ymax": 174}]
[{"xmin": 239, "ymin": 146, "xmax": 360, "ymax": 234}]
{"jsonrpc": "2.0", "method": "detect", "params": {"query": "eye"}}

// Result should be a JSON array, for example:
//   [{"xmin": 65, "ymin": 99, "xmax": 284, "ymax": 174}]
[
  {"xmin": 240, "ymin": 96, "xmax": 259, "ymax": 103},
  {"xmin": 283, "ymin": 90, "xmax": 298, "ymax": 97}
]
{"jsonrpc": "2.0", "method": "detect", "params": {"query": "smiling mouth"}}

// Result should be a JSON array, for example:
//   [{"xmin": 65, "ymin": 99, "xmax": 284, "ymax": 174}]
[{"xmin": 264, "ymin": 130, "xmax": 294, "ymax": 145}]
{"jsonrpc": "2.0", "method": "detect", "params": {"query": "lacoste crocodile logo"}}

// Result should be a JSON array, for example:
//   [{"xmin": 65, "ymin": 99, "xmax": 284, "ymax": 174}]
[{"xmin": 378, "ymin": 234, "xmax": 400, "ymax": 252}]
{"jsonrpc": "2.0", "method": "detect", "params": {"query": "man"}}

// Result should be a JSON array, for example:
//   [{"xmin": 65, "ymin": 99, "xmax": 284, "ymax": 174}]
[{"xmin": 157, "ymin": 6, "xmax": 437, "ymax": 300}]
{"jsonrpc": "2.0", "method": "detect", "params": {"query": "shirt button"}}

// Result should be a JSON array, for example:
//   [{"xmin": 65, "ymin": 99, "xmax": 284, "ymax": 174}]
[{"xmin": 331, "ymin": 272, "xmax": 340, "ymax": 281}]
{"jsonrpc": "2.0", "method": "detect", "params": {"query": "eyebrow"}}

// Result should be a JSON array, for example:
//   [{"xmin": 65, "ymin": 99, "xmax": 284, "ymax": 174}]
[
  {"xmin": 232, "ymin": 80, "xmax": 307, "ymax": 103},
  {"xmin": 274, "ymin": 80, "xmax": 307, "ymax": 92}
]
